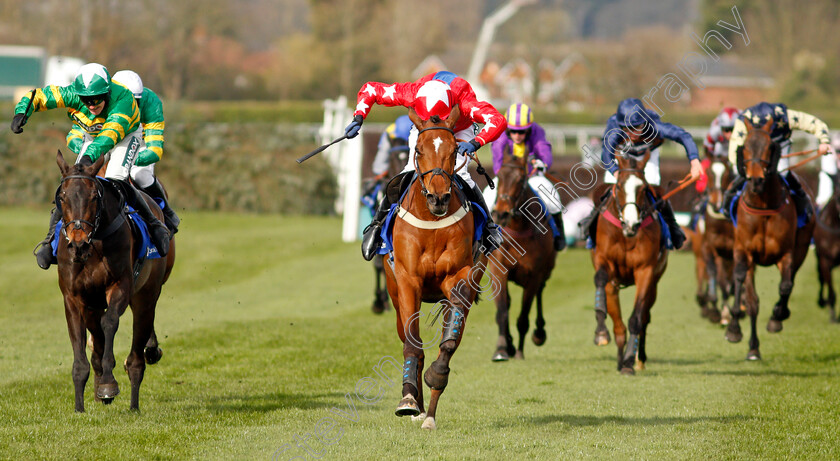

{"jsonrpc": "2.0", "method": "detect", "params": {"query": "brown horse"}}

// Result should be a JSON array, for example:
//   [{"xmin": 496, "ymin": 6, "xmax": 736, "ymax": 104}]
[
  {"xmin": 726, "ymin": 120, "xmax": 815, "ymax": 360},
  {"xmin": 369, "ymin": 142, "xmax": 409, "ymax": 314},
  {"xmin": 55, "ymin": 151, "xmax": 175, "ymax": 411},
  {"xmin": 814, "ymin": 173, "xmax": 840, "ymax": 323},
  {"xmin": 384, "ymin": 106, "xmax": 485, "ymax": 430},
  {"xmin": 591, "ymin": 150, "xmax": 668, "ymax": 374},
  {"xmin": 489, "ymin": 150, "xmax": 556, "ymax": 361},
  {"xmin": 700, "ymin": 157, "xmax": 736, "ymax": 324}
]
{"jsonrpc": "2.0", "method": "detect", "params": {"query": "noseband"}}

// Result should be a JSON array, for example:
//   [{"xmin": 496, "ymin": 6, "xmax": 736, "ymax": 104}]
[
  {"xmin": 414, "ymin": 126, "xmax": 456, "ymax": 196},
  {"xmin": 57, "ymin": 174, "xmax": 103, "ymax": 244},
  {"xmin": 613, "ymin": 168, "xmax": 656, "ymax": 223}
]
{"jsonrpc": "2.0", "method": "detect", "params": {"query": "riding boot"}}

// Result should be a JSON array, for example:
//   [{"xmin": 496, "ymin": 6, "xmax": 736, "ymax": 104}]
[
  {"xmin": 785, "ymin": 172, "xmax": 813, "ymax": 221},
  {"xmin": 551, "ymin": 213, "xmax": 566, "ymax": 251},
  {"xmin": 659, "ymin": 200, "xmax": 686, "ymax": 249},
  {"xmin": 361, "ymin": 196, "xmax": 391, "ymax": 261},
  {"xmin": 467, "ymin": 183, "xmax": 501, "ymax": 254},
  {"xmin": 722, "ymin": 175, "xmax": 746, "ymax": 220},
  {"xmin": 141, "ymin": 178, "xmax": 180, "ymax": 234},
  {"xmin": 115, "ymin": 179, "xmax": 170, "ymax": 256},
  {"xmin": 33, "ymin": 208, "xmax": 61, "ymax": 270}
]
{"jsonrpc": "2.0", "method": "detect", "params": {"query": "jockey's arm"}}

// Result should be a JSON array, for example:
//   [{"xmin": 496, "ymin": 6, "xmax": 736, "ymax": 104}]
[
  {"xmin": 490, "ymin": 138, "xmax": 508, "ymax": 175},
  {"xmin": 352, "ymin": 81, "xmax": 418, "ymax": 120},
  {"xmin": 728, "ymin": 118, "xmax": 747, "ymax": 165},
  {"xmin": 787, "ymin": 109, "xmax": 833, "ymax": 155},
  {"xmin": 657, "ymin": 121, "xmax": 702, "ymax": 179},
  {"xmin": 66, "ymin": 124, "xmax": 87, "ymax": 154},
  {"xmin": 530, "ymin": 125, "xmax": 553, "ymax": 169},
  {"xmin": 80, "ymin": 93, "xmax": 140, "ymax": 163},
  {"xmin": 135, "ymin": 88, "xmax": 165, "ymax": 167},
  {"xmin": 456, "ymin": 89, "xmax": 506, "ymax": 146}
]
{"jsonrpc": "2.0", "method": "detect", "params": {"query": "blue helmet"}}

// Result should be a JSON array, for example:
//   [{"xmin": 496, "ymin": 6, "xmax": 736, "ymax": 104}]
[
  {"xmin": 616, "ymin": 98, "xmax": 648, "ymax": 128},
  {"xmin": 391, "ymin": 115, "xmax": 413, "ymax": 141}
]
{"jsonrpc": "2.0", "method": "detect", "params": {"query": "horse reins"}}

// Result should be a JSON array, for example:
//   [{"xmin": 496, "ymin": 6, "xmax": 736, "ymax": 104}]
[{"xmin": 414, "ymin": 126, "xmax": 458, "ymax": 197}]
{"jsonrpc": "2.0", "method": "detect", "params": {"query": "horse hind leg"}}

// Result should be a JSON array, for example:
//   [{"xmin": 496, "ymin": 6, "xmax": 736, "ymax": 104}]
[
  {"xmin": 514, "ymin": 285, "xmax": 538, "ymax": 359},
  {"xmin": 493, "ymin": 289, "xmax": 515, "ymax": 361},
  {"xmin": 726, "ymin": 254, "xmax": 747, "ymax": 343},
  {"xmin": 371, "ymin": 256, "xmax": 388, "ymax": 314},
  {"xmin": 531, "ymin": 284, "xmax": 547, "ymax": 347},
  {"xmin": 768, "ymin": 256, "xmax": 795, "ymax": 333},
  {"xmin": 144, "ymin": 328, "xmax": 163, "ymax": 365},
  {"xmin": 593, "ymin": 269, "xmax": 611, "ymax": 346},
  {"xmin": 745, "ymin": 267, "xmax": 761, "ymax": 360}
]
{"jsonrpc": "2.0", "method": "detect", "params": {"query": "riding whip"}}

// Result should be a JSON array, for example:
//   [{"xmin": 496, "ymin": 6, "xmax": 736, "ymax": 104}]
[
  {"xmin": 651, "ymin": 173, "xmax": 699, "ymax": 209},
  {"xmin": 781, "ymin": 148, "xmax": 816, "ymax": 159},
  {"xmin": 781, "ymin": 151, "xmax": 824, "ymax": 172},
  {"xmin": 296, "ymin": 134, "xmax": 348, "ymax": 164}
]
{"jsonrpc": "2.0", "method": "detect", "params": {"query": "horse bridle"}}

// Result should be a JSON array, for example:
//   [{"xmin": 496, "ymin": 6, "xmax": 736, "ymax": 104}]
[
  {"xmin": 57, "ymin": 174, "xmax": 103, "ymax": 244},
  {"xmin": 496, "ymin": 162, "xmax": 529, "ymax": 215},
  {"xmin": 613, "ymin": 167, "xmax": 656, "ymax": 223},
  {"xmin": 414, "ymin": 126, "xmax": 457, "ymax": 196}
]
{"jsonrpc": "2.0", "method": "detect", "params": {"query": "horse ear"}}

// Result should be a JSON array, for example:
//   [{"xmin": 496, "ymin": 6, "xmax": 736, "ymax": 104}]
[
  {"xmin": 744, "ymin": 118, "xmax": 754, "ymax": 133},
  {"xmin": 56, "ymin": 150, "xmax": 70, "ymax": 176},
  {"xmin": 445, "ymin": 105, "xmax": 460, "ymax": 130},
  {"xmin": 408, "ymin": 108, "xmax": 423, "ymax": 130},
  {"xmin": 760, "ymin": 118, "xmax": 773, "ymax": 133},
  {"xmin": 614, "ymin": 148, "xmax": 627, "ymax": 169}
]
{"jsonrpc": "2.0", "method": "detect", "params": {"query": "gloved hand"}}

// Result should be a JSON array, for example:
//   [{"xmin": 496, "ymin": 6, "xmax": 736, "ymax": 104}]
[
  {"xmin": 10, "ymin": 113, "xmax": 27, "ymax": 134},
  {"xmin": 532, "ymin": 159, "xmax": 546, "ymax": 171},
  {"xmin": 344, "ymin": 115, "xmax": 364, "ymax": 139},
  {"xmin": 135, "ymin": 149, "xmax": 160, "ymax": 167},
  {"xmin": 818, "ymin": 143, "xmax": 834, "ymax": 156},
  {"xmin": 457, "ymin": 140, "xmax": 481, "ymax": 156}
]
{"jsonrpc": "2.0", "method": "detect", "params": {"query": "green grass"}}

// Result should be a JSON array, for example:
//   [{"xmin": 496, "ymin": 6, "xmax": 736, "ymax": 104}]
[{"xmin": 1, "ymin": 207, "xmax": 838, "ymax": 460}]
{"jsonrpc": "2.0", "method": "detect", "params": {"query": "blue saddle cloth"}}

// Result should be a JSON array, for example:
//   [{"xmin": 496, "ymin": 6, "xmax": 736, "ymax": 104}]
[
  {"xmin": 728, "ymin": 177, "xmax": 807, "ymax": 228},
  {"xmin": 586, "ymin": 190, "xmax": 672, "ymax": 250},
  {"xmin": 52, "ymin": 203, "xmax": 164, "ymax": 260},
  {"xmin": 376, "ymin": 175, "xmax": 487, "ymax": 256}
]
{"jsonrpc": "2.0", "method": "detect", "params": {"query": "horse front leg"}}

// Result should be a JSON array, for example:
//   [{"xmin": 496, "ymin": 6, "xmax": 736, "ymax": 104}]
[
  {"xmin": 390, "ymin": 271, "xmax": 425, "ymax": 420},
  {"xmin": 768, "ymin": 254, "xmax": 795, "ymax": 333},
  {"xmin": 621, "ymin": 268, "xmax": 655, "ymax": 375},
  {"xmin": 704, "ymin": 248, "xmax": 721, "ymax": 323},
  {"xmin": 423, "ymin": 269, "xmax": 476, "ymax": 431},
  {"xmin": 606, "ymin": 281, "xmax": 625, "ymax": 371},
  {"xmin": 84, "ymin": 312, "xmax": 105, "ymax": 403},
  {"xmin": 593, "ymin": 267, "xmax": 611, "ymax": 346},
  {"xmin": 514, "ymin": 282, "xmax": 538, "ymax": 359},
  {"xmin": 532, "ymin": 283, "xmax": 547, "ymax": 347},
  {"xmin": 745, "ymin": 265, "xmax": 761, "ymax": 360},
  {"xmin": 726, "ymin": 250, "xmax": 748, "ymax": 343},
  {"xmin": 372, "ymin": 255, "xmax": 387, "ymax": 314},
  {"xmin": 97, "ymin": 282, "xmax": 130, "ymax": 402},
  {"xmin": 64, "ymin": 296, "xmax": 90, "ymax": 412},
  {"xmin": 491, "ymin": 272, "xmax": 514, "ymax": 361}
]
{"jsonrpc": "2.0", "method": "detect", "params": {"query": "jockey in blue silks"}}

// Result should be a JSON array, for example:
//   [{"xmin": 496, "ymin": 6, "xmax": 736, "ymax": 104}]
[{"xmin": 584, "ymin": 97, "xmax": 703, "ymax": 249}]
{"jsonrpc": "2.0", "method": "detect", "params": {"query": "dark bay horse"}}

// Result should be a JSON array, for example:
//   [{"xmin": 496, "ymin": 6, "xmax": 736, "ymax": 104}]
[
  {"xmin": 814, "ymin": 174, "xmax": 840, "ymax": 323},
  {"xmin": 591, "ymin": 151, "xmax": 668, "ymax": 374},
  {"xmin": 489, "ymin": 150, "xmax": 556, "ymax": 361},
  {"xmin": 727, "ymin": 120, "xmax": 815, "ymax": 360},
  {"xmin": 384, "ymin": 106, "xmax": 485, "ymax": 430},
  {"xmin": 369, "ymin": 142, "xmax": 409, "ymax": 314},
  {"xmin": 700, "ymin": 157, "xmax": 736, "ymax": 324},
  {"xmin": 55, "ymin": 151, "xmax": 175, "ymax": 411}
]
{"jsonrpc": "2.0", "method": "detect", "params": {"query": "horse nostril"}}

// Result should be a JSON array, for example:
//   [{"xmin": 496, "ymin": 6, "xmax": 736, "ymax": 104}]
[{"xmin": 440, "ymin": 193, "xmax": 450, "ymax": 206}]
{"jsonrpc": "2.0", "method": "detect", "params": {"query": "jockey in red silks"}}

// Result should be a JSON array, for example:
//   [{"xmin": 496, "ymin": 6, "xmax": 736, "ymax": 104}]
[{"xmin": 344, "ymin": 71, "xmax": 507, "ymax": 261}]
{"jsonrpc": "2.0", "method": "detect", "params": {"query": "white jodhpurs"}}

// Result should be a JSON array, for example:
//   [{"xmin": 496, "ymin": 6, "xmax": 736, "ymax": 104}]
[
  {"xmin": 75, "ymin": 128, "xmax": 154, "ymax": 187},
  {"xmin": 482, "ymin": 173, "xmax": 564, "ymax": 215},
  {"xmin": 604, "ymin": 147, "xmax": 661, "ymax": 186}
]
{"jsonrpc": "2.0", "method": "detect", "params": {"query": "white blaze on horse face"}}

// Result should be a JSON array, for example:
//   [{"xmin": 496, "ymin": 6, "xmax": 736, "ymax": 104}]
[
  {"xmin": 622, "ymin": 175, "xmax": 644, "ymax": 228},
  {"xmin": 433, "ymin": 136, "xmax": 443, "ymax": 154},
  {"xmin": 711, "ymin": 162, "xmax": 726, "ymax": 190}
]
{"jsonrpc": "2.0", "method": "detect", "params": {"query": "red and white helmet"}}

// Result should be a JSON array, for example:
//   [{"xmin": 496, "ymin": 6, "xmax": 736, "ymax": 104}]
[
  {"xmin": 413, "ymin": 79, "xmax": 454, "ymax": 120},
  {"xmin": 716, "ymin": 106, "xmax": 741, "ymax": 129}
]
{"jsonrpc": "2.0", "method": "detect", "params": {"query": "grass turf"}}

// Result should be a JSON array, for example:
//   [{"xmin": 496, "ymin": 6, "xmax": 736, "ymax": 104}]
[{"xmin": 0, "ymin": 207, "xmax": 838, "ymax": 460}]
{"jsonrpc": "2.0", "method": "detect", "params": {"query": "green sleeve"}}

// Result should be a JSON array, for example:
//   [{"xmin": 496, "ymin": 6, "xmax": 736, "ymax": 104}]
[
  {"xmin": 81, "ymin": 86, "xmax": 141, "ymax": 162},
  {"xmin": 135, "ymin": 88, "xmax": 165, "ymax": 166},
  {"xmin": 14, "ymin": 85, "xmax": 80, "ymax": 117}
]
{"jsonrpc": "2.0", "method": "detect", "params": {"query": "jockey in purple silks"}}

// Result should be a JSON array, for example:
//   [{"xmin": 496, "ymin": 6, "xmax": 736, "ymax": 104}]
[{"xmin": 483, "ymin": 103, "xmax": 566, "ymax": 251}]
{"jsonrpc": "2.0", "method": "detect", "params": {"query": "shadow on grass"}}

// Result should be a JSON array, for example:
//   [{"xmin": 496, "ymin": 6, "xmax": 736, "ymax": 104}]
[
  {"xmin": 184, "ymin": 391, "xmax": 346, "ymax": 413},
  {"xmin": 697, "ymin": 369, "xmax": 825, "ymax": 378},
  {"xmin": 498, "ymin": 413, "xmax": 753, "ymax": 428}
]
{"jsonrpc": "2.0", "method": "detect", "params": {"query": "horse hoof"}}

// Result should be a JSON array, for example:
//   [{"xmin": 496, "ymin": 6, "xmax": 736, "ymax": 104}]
[
  {"xmin": 532, "ymin": 329, "xmax": 546, "ymax": 346},
  {"xmin": 421, "ymin": 416, "xmax": 437, "ymax": 430},
  {"xmin": 145, "ymin": 347, "xmax": 163, "ymax": 365},
  {"xmin": 514, "ymin": 350, "xmax": 524, "ymax": 360},
  {"xmin": 492, "ymin": 350, "xmax": 510, "ymax": 362},
  {"xmin": 620, "ymin": 367, "xmax": 635, "ymax": 376},
  {"xmin": 767, "ymin": 319, "xmax": 783, "ymax": 333},
  {"xmin": 411, "ymin": 412, "xmax": 426, "ymax": 423},
  {"xmin": 634, "ymin": 361, "xmax": 646, "ymax": 372},
  {"xmin": 371, "ymin": 300, "xmax": 385, "ymax": 315},
  {"xmin": 96, "ymin": 383, "xmax": 120, "ymax": 400},
  {"xmin": 699, "ymin": 306, "xmax": 710, "ymax": 318},
  {"xmin": 101, "ymin": 397, "xmax": 115, "ymax": 405},
  {"xmin": 725, "ymin": 330, "xmax": 742, "ymax": 343},
  {"xmin": 593, "ymin": 331, "xmax": 611, "ymax": 346},
  {"xmin": 746, "ymin": 350, "xmax": 762, "ymax": 361},
  {"xmin": 395, "ymin": 395, "xmax": 421, "ymax": 417},
  {"xmin": 707, "ymin": 309, "xmax": 722, "ymax": 324}
]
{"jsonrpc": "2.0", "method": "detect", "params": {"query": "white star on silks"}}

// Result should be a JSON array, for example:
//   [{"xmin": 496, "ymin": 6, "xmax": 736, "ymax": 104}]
[
  {"xmin": 363, "ymin": 84, "xmax": 377, "ymax": 97},
  {"xmin": 355, "ymin": 101, "xmax": 370, "ymax": 113},
  {"xmin": 382, "ymin": 85, "xmax": 396, "ymax": 100},
  {"xmin": 481, "ymin": 114, "xmax": 496, "ymax": 132},
  {"xmin": 470, "ymin": 107, "xmax": 479, "ymax": 119},
  {"xmin": 416, "ymin": 80, "xmax": 450, "ymax": 113}
]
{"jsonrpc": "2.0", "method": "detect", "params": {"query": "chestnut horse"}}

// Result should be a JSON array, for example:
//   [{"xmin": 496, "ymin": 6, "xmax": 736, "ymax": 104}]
[
  {"xmin": 489, "ymin": 149, "xmax": 556, "ymax": 361},
  {"xmin": 814, "ymin": 173, "xmax": 840, "ymax": 323},
  {"xmin": 369, "ymin": 142, "xmax": 409, "ymax": 314},
  {"xmin": 700, "ymin": 157, "xmax": 736, "ymax": 324},
  {"xmin": 384, "ymin": 106, "xmax": 485, "ymax": 430},
  {"xmin": 591, "ymin": 150, "xmax": 668, "ymax": 374},
  {"xmin": 726, "ymin": 120, "xmax": 815, "ymax": 360},
  {"xmin": 55, "ymin": 151, "xmax": 175, "ymax": 411}
]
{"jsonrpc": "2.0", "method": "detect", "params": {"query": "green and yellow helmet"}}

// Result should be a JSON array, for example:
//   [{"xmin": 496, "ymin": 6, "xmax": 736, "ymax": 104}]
[{"xmin": 73, "ymin": 63, "xmax": 111, "ymax": 97}]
